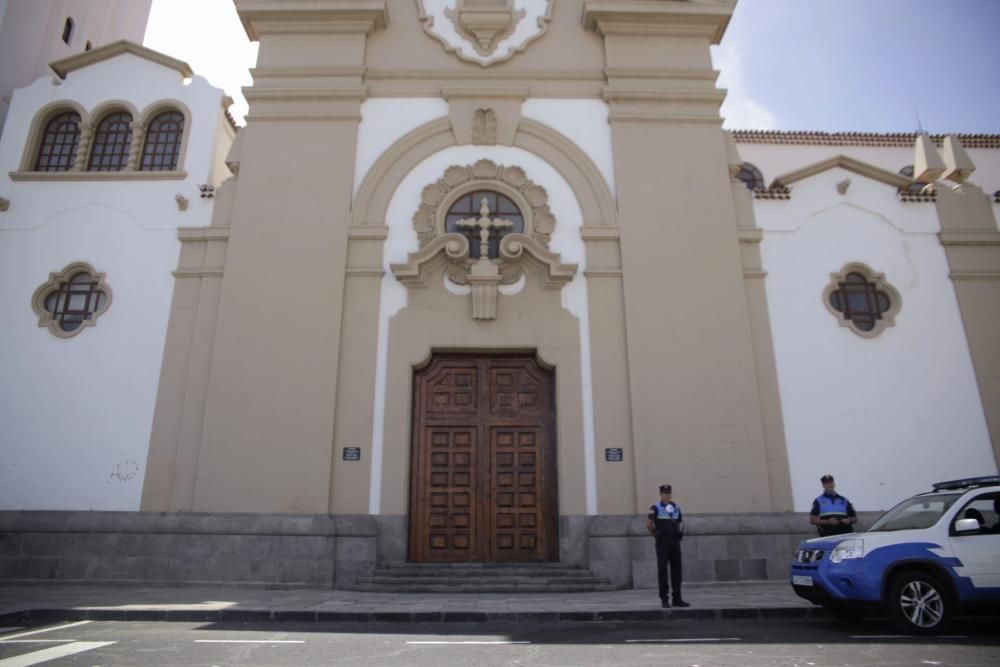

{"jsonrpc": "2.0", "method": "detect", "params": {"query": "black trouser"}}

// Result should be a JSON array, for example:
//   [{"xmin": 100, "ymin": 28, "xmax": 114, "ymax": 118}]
[{"xmin": 655, "ymin": 536, "xmax": 683, "ymax": 601}]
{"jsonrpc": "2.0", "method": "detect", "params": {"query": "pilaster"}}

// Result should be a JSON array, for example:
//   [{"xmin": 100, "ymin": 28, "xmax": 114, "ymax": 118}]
[
  {"xmin": 173, "ymin": 1, "xmax": 388, "ymax": 513},
  {"xmin": 936, "ymin": 185, "xmax": 1000, "ymax": 467},
  {"xmin": 587, "ymin": 1, "xmax": 778, "ymax": 513}
]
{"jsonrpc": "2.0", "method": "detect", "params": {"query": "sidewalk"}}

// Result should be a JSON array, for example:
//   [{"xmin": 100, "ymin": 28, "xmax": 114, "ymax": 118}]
[{"xmin": 0, "ymin": 582, "xmax": 820, "ymax": 625}]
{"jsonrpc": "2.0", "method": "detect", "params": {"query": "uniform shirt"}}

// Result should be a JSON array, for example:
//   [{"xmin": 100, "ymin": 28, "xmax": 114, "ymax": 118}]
[
  {"xmin": 648, "ymin": 501, "xmax": 684, "ymax": 539},
  {"xmin": 810, "ymin": 492, "xmax": 856, "ymax": 537}
]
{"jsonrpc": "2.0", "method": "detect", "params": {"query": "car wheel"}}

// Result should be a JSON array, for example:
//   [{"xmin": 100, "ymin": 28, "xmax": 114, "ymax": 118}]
[{"xmin": 887, "ymin": 571, "xmax": 952, "ymax": 635}]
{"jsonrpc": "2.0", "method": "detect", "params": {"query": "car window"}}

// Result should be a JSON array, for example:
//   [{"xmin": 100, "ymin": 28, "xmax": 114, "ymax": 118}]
[
  {"xmin": 952, "ymin": 492, "xmax": 1000, "ymax": 536},
  {"xmin": 868, "ymin": 493, "xmax": 962, "ymax": 532}
]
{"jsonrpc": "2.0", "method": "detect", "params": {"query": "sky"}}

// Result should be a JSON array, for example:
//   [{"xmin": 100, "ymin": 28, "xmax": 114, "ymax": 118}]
[{"xmin": 144, "ymin": 0, "xmax": 1000, "ymax": 134}]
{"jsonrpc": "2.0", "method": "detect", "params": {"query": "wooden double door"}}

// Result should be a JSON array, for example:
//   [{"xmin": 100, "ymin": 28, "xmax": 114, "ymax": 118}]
[{"xmin": 409, "ymin": 354, "xmax": 558, "ymax": 562}]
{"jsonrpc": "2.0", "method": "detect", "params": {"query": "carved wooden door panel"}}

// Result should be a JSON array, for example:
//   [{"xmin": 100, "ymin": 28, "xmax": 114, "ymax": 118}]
[{"xmin": 410, "ymin": 354, "xmax": 557, "ymax": 562}]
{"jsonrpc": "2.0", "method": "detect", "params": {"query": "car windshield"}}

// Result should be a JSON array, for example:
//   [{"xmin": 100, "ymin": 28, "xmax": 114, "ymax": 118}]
[{"xmin": 868, "ymin": 493, "xmax": 962, "ymax": 532}]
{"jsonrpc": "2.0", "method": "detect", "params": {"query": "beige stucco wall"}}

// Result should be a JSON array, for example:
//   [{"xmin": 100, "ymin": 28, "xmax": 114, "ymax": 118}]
[{"xmin": 143, "ymin": 0, "xmax": 792, "ymax": 520}]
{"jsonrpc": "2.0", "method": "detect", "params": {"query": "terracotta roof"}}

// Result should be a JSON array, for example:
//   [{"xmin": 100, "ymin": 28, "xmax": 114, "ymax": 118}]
[
  {"xmin": 752, "ymin": 186, "xmax": 790, "ymax": 200},
  {"xmin": 730, "ymin": 131, "xmax": 1000, "ymax": 149},
  {"xmin": 898, "ymin": 191, "xmax": 937, "ymax": 203}
]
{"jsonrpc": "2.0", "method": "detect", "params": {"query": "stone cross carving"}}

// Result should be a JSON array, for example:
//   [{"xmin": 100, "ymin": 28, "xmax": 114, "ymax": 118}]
[
  {"xmin": 452, "ymin": 198, "xmax": 513, "ymax": 320},
  {"xmin": 455, "ymin": 198, "xmax": 513, "ymax": 258}
]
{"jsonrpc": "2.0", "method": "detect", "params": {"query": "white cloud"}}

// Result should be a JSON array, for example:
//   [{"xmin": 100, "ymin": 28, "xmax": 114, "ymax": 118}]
[
  {"xmin": 144, "ymin": 0, "xmax": 257, "ymax": 124},
  {"xmin": 713, "ymin": 38, "xmax": 778, "ymax": 130}
]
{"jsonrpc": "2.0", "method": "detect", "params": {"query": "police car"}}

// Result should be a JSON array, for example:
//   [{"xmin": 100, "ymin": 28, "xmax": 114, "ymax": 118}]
[{"xmin": 789, "ymin": 475, "xmax": 1000, "ymax": 634}]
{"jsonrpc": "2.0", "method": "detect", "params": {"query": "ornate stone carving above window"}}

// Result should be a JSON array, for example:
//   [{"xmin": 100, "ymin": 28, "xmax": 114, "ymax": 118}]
[
  {"xmin": 393, "ymin": 160, "xmax": 575, "ymax": 320},
  {"xmin": 472, "ymin": 108, "xmax": 498, "ymax": 145},
  {"xmin": 417, "ymin": 0, "xmax": 554, "ymax": 67},
  {"xmin": 31, "ymin": 262, "xmax": 112, "ymax": 337},
  {"xmin": 823, "ymin": 263, "xmax": 901, "ymax": 338},
  {"xmin": 445, "ymin": 0, "xmax": 525, "ymax": 57},
  {"xmin": 413, "ymin": 159, "xmax": 555, "ymax": 250}
]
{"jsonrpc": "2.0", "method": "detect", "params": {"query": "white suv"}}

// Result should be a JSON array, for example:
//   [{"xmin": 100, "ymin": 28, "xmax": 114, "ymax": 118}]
[{"xmin": 790, "ymin": 476, "xmax": 1000, "ymax": 634}]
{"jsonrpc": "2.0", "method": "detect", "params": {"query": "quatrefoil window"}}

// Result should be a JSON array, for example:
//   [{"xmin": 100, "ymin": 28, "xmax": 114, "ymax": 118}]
[
  {"xmin": 445, "ymin": 191, "xmax": 524, "ymax": 259},
  {"xmin": 823, "ymin": 264, "xmax": 900, "ymax": 338},
  {"xmin": 32, "ymin": 262, "xmax": 112, "ymax": 337}
]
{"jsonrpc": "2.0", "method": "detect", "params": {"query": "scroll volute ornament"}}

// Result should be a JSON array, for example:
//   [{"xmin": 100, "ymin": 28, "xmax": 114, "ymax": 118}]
[{"xmin": 445, "ymin": 0, "xmax": 525, "ymax": 57}]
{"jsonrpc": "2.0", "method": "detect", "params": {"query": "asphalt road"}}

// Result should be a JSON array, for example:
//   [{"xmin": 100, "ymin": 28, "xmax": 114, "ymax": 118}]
[{"xmin": 1, "ymin": 617, "xmax": 998, "ymax": 666}]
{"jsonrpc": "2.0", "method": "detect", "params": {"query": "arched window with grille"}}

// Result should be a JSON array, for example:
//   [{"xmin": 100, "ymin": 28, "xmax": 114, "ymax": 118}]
[
  {"xmin": 34, "ymin": 111, "xmax": 81, "ymax": 172},
  {"xmin": 445, "ymin": 190, "xmax": 525, "ymax": 259},
  {"xmin": 31, "ymin": 262, "xmax": 113, "ymax": 338},
  {"xmin": 898, "ymin": 165, "xmax": 929, "ymax": 194},
  {"xmin": 823, "ymin": 263, "xmax": 901, "ymax": 338},
  {"xmin": 735, "ymin": 162, "xmax": 765, "ymax": 190},
  {"xmin": 140, "ymin": 110, "xmax": 185, "ymax": 171},
  {"xmin": 87, "ymin": 111, "xmax": 133, "ymax": 171}
]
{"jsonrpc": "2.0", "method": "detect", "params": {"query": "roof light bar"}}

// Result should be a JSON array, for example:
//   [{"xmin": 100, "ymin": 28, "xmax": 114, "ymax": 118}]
[{"xmin": 932, "ymin": 475, "xmax": 1000, "ymax": 491}]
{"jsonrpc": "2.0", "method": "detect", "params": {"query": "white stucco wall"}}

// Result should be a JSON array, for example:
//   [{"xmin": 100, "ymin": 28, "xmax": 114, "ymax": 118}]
[
  {"xmin": 739, "ymin": 141, "xmax": 1000, "ymax": 228},
  {"xmin": 521, "ymin": 99, "xmax": 616, "ymax": 198},
  {"xmin": 352, "ymin": 95, "xmax": 614, "ymax": 515},
  {"xmin": 369, "ymin": 144, "xmax": 597, "ymax": 515},
  {"xmin": 352, "ymin": 98, "xmax": 449, "ymax": 198},
  {"xmin": 744, "ymin": 155, "xmax": 997, "ymax": 512},
  {"xmin": 0, "ymin": 53, "xmax": 230, "ymax": 510}
]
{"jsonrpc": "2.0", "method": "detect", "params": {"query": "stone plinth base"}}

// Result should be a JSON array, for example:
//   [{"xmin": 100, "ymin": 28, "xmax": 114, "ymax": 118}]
[{"xmin": 0, "ymin": 511, "xmax": 879, "ymax": 588}]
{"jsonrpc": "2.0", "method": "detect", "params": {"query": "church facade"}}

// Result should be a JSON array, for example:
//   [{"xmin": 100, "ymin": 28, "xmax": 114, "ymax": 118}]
[
  {"xmin": 1, "ymin": 0, "xmax": 998, "ymax": 587},
  {"xmin": 140, "ymin": 0, "xmax": 999, "ymax": 557}
]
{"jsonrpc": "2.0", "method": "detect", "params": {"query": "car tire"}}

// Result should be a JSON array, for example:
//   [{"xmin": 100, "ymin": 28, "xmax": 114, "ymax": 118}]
[{"xmin": 886, "ymin": 571, "xmax": 953, "ymax": 635}]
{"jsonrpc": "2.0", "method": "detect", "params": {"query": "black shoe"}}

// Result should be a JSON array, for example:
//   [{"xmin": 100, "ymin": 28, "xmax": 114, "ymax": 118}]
[
  {"xmin": 660, "ymin": 599, "xmax": 671, "ymax": 608},
  {"xmin": 672, "ymin": 598, "xmax": 691, "ymax": 608}
]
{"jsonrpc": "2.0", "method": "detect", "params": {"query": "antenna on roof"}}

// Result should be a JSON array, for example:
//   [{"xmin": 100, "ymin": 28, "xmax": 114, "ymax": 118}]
[{"xmin": 914, "ymin": 105, "xmax": 925, "ymax": 135}]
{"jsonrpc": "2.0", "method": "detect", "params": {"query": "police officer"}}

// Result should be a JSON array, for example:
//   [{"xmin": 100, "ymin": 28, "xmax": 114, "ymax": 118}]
[
  {"xmin": 810, "ymin": 474, "xmax": 857, "ymax": 537},
  {"xmin": 646, "ymin": 484, "xmax": 690, "ymax": 608}
]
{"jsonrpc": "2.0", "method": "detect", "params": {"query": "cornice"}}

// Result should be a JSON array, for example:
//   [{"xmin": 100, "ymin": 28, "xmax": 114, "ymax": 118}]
[
  {"xmin": 608, "ymin": 111, "xmax": 722, "ymax": 124},
  {"xmin": 582, "ymin": 1, "xmax": 735, "ymax": 44},
  {"xmin": 250, "ymin": 67, "xmax": 367, "ymax": 78},
  {"xmin": 938, "ymin": 231, "xmax": 1000, "ymax": 247},
  {"xmin": 244, "ymin": 111, "xmax": 362, "ymax": 122},
  {"xmin": 237, "ymin": 0, "xmax": 389, "ymax": 39},
  {"xmin": 441, "ymin": 86, "xmax": 530, "ymax": 100},
  {"xmin": 602, "ymin": 86, "xmax": 726, "ymax": 104},
  {"xmin": 10, "ymin": 170, "xmax": 187, "ymax": 181},
  {"xmin": 580, "ymin": 226, "xmax": 621, "ymax": 240},
  {"xmin": 173, "ymin": 269, "xmax": 225, "ymax": 278},
  {"xmin": 604, "ymin": 68, "xmax": 719, "ymax": 82},
  {"xmin": 366, "ymin": 69, "xmax": 604, "ymax": 82},
  {"xmin": 49, "ymin": 40, "xmax": 193, "ymax": 79},
  {"xmin": 243, "ymin": 86, "xmax": 368, "ymax": 102},
  {"xmin": 178, "ymin": 226, "xmax": 231, "ymax": 242},
  {"xmin": 771, "ymin": 155, "xmax": 912, "ymax": 190},
  {"xmin": 347, "ymin": 226, "xmax": 390, "ymax": 240}
]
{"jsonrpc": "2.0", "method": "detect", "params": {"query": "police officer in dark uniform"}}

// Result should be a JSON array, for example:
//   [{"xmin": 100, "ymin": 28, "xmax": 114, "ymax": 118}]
[
  {"xmin": 646, "ymin": 484, "xmax": 690, "ymax": 608},
  {"xmin": 810, "ymin": 474, "xmax": 857, "ymax": 537}
]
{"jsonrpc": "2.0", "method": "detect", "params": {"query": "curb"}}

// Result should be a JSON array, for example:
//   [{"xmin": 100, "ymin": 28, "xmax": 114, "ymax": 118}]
[{"xmin": 0, "ymin": 606, "xmax": 829, "ymax": 625}]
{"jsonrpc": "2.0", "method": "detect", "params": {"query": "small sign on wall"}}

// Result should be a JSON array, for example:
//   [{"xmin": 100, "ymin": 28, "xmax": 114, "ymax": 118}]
[
  {"xmin": 342, "ymin": 447, "xmax": 361, "ymax": 461},
  {"xmin": 604, "ymin": 448, "xmax": 623, "ymax": 462}
]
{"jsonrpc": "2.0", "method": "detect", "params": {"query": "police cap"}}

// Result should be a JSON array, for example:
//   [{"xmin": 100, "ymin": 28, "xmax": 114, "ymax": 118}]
[{"xmin": 659, "ymin": 484, "xmax": 672, "ymax": 494}]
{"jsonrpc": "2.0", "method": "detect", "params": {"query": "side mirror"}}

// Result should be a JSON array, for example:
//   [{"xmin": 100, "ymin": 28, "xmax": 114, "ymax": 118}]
[{"xmin": 954, "ymin": 518, "xmax": 981, "ymax": 534}]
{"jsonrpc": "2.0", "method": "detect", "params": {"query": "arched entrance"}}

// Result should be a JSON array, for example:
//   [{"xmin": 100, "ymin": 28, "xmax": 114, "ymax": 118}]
[{"xmin": 408, "ymin": 353, "xmax": 559, "ymax": 562}]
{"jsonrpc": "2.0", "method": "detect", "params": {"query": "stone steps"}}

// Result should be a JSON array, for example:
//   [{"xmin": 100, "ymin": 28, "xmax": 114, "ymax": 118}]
[{"xmin": 349, "ymin": 562, "xmax": 620, "ymax": 593}]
